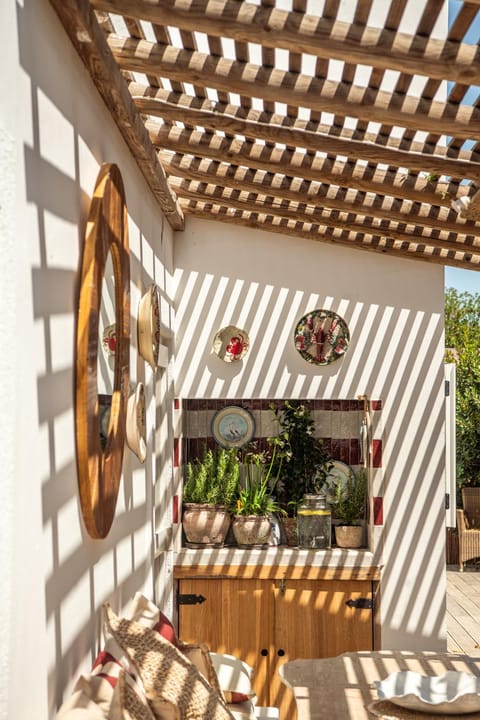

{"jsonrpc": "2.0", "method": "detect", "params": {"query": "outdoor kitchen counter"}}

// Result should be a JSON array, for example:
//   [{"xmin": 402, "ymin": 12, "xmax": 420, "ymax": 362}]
[{"xmin": 173, "ymin": 547, "xmax": 381, "ymax": 580}]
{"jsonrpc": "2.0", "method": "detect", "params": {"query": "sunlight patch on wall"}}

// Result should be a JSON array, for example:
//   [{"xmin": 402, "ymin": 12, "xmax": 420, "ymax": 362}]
[{"xmin": 257, "ymin": 287, "xmax": 302, "ymax": 397}]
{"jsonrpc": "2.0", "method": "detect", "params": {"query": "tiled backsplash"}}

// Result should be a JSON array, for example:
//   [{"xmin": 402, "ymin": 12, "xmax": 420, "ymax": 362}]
[{"xmin": 178, "ymin": 398, "xmax": 382, "ymax": 468}]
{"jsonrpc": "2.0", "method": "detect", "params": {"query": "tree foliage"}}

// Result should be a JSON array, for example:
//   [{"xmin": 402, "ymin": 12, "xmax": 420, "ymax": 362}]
[
  {"xmin": 445, "ymin": 288, "xmax": 480, "ymax": 351},
  {"xmin": 445, "ymin": 288, "xmax": 480, "ymax": 488}
]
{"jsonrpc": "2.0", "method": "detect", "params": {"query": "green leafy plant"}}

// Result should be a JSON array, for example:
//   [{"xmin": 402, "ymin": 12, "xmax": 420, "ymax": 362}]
[
  {"xmin": 269, "ymin": 401, "xmax": 333, "ymax": 516},
  {"xmin": 233, "ymin": 443, "xmax": 287, "ymax": 516},
  {"xmin": 445, "ymin": 289, "xmax": 480, "ymax": 494},
  {"xmin": 328, "ymin": 467, "xmax": 367, "ymax": 526},
  {"xmin": 183, "ymin": 446, "xmax": 240, "ymax": 506}
]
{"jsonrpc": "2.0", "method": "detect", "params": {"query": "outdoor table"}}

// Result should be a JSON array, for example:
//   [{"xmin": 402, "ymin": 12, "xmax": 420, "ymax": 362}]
[{"xmin": 278, "ymin": 651, "xmax": 480, "ymax": 719}]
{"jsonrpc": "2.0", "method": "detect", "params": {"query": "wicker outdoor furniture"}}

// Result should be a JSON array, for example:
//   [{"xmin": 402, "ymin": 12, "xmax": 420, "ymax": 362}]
[{"xmin": 457, "ymin": 488, "xmax": 480, "ymax": 571}]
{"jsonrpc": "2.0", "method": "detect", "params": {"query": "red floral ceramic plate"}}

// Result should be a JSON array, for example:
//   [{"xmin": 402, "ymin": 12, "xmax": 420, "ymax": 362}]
[{"xmin": 294, "ymin": 309, "xmax": 349, "ymax": 366}]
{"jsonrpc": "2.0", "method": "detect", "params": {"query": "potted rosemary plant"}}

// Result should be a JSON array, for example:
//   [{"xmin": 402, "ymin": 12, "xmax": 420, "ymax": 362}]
[
  {"xmin": 182, "ymin": 446, "xmax": 240, "ymax": 547},
  {"xmin": 328, "ymin": 467, "xmax": 368, "ymax": 548}
]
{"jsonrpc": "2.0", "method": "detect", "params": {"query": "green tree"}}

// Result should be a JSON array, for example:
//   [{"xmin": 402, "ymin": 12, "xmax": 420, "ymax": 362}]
[{"xmin": 445, "ymin": 288, "xmax": 480, "ymax": 488}]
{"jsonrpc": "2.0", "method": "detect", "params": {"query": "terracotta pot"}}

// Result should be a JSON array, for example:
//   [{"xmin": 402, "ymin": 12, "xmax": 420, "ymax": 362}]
[
  {"xmin": 232, "ymin": 515, "xmax": 271, "ymax": 547},
  {"xmin": 335, "ymin": 524, "xmax": 363, "ymax": 549},
  {"xmin": 282, "ymin": 517, "xmax": 298, "ymax": 546},
  {"xmin": 182, "ymin": 503, "xmax": 231, "ymax": 547}
]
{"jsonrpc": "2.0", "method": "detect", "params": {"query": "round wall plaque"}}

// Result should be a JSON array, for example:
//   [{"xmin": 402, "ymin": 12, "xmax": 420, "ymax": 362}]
[
  {"xmin": 212, "ymin": 406, "xmax": 255, "ymax": 448},
  {"xmin": 294, "ymin": 309, "xmax": 349, "ymax": 366},
  {"xmin": 213, "ymin": 326, "xmax": 249, "ymax": 362}
]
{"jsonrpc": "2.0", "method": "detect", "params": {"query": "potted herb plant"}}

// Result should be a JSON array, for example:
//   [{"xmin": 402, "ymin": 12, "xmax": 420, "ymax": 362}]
[
  {"xmin": 182, "ymin": 446, "xmax": 240, "ymax": 547},
  {"xmin": 231, "ymin": 443, "xmax": 286, "ymax": 547},
  {"xmin": 269, "ymin": 401, "xmax": 333, "ymax": 545},
  {"xmin": 328, "ymin": 467, "xmax": 368, "ymax": 548}
]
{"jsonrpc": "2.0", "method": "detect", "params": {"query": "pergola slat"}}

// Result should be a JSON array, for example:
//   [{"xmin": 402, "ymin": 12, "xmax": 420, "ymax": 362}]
[
  {"xmin": 148, "ymin": 124, "xmax": 464, "ymax": 207},
  {"xmin": 50, "ymin": 0, "xmax": 480, "ymax": 269},
  {"xmin": 107, "ymin": 35, "xmax": 480, "ymax": 141},
  {"xmin": 48, "ymin": 0, "xmax": 184, "ymax": 228},
  {"xmin": 135, "ymin": 95, "xmax": 480, "ymax": 181},
  {"xmin": 92, "ymin": 0, "xmax": 480, "ymax": 85}
]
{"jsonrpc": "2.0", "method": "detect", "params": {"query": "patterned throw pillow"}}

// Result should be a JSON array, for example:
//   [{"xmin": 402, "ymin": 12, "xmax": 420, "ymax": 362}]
[
  {"xmin": 109, "ymin": 669, "xmax": 167, "ymax": 720},
  {"xmin": 128, "ymin": 593, "xmax": 178, "ymax": 646},
  {"xmin": 56, "ymin": 675, "xmax": 113, "ymax": 719},
  {"xmin": 103, "ymin": 604, "xmax": 235, "ymax": 720},
  {"xmin": 128, "ymin": 594, "xmax": 223, "ymax": 697}
]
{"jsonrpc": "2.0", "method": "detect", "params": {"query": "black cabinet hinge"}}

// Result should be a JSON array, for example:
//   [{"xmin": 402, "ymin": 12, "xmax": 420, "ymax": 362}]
[
  {"xmin": 177, "ymin": 593, "xmax": 206, "ymax": 606},
  {"xmin": 346, "ymin": 597, "xmax": 373, "ymax": 610}
]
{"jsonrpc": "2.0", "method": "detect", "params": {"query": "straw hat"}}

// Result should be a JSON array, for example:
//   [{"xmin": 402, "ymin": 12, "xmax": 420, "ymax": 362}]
[
  {"xmin": 137, "ymin": 284, "xmax": 161, "ymax": 369},
  {"xmin": 126, "ymin": 382, "xmax": 146, "ymax": 463}
]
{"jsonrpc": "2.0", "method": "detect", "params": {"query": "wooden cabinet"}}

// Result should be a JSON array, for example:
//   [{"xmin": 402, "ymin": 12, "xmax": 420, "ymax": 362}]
[{"xmin": 175, "ymin": 565, "xmax": 379, "ymax": 720}]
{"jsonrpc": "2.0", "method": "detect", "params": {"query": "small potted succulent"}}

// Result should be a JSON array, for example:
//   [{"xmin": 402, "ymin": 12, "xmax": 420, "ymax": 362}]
[
  {"xmin": 328, "ymin": 467, "xmax": 368, "ymax": 548},
  {"xmin": 182, "ymin": 446, "xmax": 240, "ymax": 547}
]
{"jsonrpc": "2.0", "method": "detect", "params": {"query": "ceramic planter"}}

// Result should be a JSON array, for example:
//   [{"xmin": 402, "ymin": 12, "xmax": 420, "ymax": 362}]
[
  {"xmin": 232, "ymin": 515, "xmax": 271, "ymax": 548},
  {"xmin": 182, "ymin": 503, "xmax": 231, "ymax": 547},
  {"xmin": 335, "ymin": 524, "xmax": 363, "ymax": 549}
]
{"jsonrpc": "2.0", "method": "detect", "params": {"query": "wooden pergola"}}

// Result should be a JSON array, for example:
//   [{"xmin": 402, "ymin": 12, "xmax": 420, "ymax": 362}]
[{"xmin": 50, "ymin": 0, "xmax": 480, "ymax": 270}]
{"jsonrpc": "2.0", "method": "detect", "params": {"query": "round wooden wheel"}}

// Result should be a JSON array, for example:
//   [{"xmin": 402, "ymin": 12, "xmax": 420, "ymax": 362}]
[{"xmin": 75, "ymin": 163, "xmax": 130, "ymax": 538}]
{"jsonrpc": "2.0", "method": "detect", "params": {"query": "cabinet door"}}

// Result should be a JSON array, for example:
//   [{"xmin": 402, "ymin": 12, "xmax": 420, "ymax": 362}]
[
  {"xmin": 272, "ymin": 579, "xmax": 374, "ymax": 720},
  {"xmin": 178, "ymin": 578, "xmax": 273, "ymax": 707}
]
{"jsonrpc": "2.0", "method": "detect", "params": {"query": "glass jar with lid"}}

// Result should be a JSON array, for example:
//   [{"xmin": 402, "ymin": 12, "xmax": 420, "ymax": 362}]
[{"xmin": 297, "ymin": 494, "xmax": 331, "ymax": 549}]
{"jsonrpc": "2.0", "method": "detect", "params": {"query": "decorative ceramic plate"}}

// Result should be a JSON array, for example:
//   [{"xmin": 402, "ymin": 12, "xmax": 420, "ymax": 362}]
[
  {"xmin": 212, "ymin": 406, "xmax": 255, "ymax": 448},
  {"xmin": 138, "ymin": 284, "xmax": 161, "ymax": 369},
  {"xmin": 321, "ymin": 460, "xmax": 354, "ymax": 502},
  {"xmin": 374, "ymin": 671, "xmax": 480, "ymax": 715},
  {"xmin": 213, "ymin": 325, "xmax": 249, "ymax": 362},
  {"xmin": 102, "ymin": 323, "xmax": 117, "ymax": 356},
  {"xmin": 126, "ymin": 383, "xmax": 147, "ymax": 463},
  {"xmin": 294, "ymin": 309, "xmax": 349, "ymax": 366},
  {"xmin": 367, "ymin": 699, "xmax": 480, "ymax": 719}
]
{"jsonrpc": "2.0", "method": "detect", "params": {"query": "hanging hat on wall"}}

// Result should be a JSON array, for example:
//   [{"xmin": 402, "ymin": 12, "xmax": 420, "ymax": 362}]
[
  {"xmin": 126, "ymin": 382, "xmax": 146, "ymax": 463},
  {"xmin": 137, "ymin": 284, "xmax": 161, "ymax": 369}
]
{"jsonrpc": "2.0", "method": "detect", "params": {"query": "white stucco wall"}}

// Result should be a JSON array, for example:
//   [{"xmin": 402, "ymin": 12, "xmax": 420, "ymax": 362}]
[
  {"xmin": 0, "ymin": 1, "xmax": 448, "ymax": 717},
  {"xmin": 174, "ymin": 217, "xmax": 447, "ymax": 651},
  {"xmin": 1, "ymin": 2, "xmax": 176, "ymax": 718}
]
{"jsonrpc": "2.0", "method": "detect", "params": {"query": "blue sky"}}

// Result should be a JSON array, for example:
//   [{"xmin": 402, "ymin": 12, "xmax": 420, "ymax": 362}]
[{"xmin": 445, "ymin": 267, "xmax": 480, "ymax": 293}]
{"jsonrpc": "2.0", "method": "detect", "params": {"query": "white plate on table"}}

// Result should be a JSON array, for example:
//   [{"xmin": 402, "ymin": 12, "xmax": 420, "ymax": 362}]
[{"xmin": 373, "ymin": 670, "xmax": 480, "ymax": 715}]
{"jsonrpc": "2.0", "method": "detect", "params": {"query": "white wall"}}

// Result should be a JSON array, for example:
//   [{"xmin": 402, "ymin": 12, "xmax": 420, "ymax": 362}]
[
  {"xmin": 0, "ymin": 1, "xmax": 448, "ymax": 717},
  {"xmin": 0, "ymin": 2, "xmax": 175, "ymax": 718},
  {"xmin": 174, "ymin": 217, "xmax": 447, "ymax": 651}
]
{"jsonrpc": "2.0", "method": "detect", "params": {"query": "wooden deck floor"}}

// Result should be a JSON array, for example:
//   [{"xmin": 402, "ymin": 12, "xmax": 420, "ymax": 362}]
[{"xmin": 447, "ymin": 566, "xmax": 480, "ymax": 654}]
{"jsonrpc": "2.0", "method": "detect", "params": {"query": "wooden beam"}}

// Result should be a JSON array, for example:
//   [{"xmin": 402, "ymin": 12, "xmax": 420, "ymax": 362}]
[
  {"xmin": 48, "ymin": 0, "xmax": 184, "ymax": 229},
  {"xmin": 107, "ymin": 35, "xmax": 480, "ymax": 141},
  {"xmin": 173, "ymin": 181, "xmax": 480, "ymax": 253},
  {"xmin": 134, "ymin": 94, "xmax": 480, "ymax": 181},
  {"xmin": 129, "ymin": 83, "xmax": 472, "ymax": 160},
  {"xmin": 180, "ymin": 201, "xmax": 480, "ymax": 272},
  {"xmin": 148, "ymin": 124, "xmax": 463, "ymax": 206},
  {"xmin": 92, "ymin": 0, "xmax": 480, "ymax": 85},
  {"xmin": 163, "ymin": 157, "xmax": 478, "ymax": 236}
]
